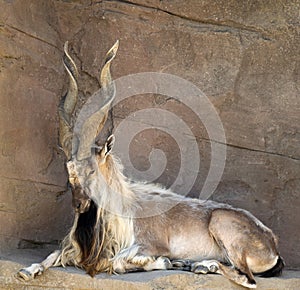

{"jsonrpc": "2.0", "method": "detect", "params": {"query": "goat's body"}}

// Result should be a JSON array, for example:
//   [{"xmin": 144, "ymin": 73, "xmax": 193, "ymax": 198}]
[
  {"xmin": 133, "ymin": 185, "xmax": 225, "ymax": 261},
  {"xmin": 17, "ymin": 41, "xmax": 284, "ymax": 289},
  {"xmin": 132, "ymin": 184, "xmax": 279, "ymax": 274},
  {"xmin": 104, "ymin": 183, "xmax": 281, "ymax": 288},
  {"xmin": 18, "ymin": 154, "xmax": 283, "ymax": 289},
  {"xmin": 71, "ymin": 154, "xmax": 282, "ymax": 287}
]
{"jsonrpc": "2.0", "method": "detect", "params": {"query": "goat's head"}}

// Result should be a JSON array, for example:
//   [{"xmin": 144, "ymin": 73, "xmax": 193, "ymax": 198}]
[{"xmin": 59, "ymin": 41, "xmax": 118, "ymax": 213}]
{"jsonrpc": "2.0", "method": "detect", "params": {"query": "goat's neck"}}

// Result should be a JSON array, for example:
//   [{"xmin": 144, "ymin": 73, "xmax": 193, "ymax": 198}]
[{"xmin": 96, "ymin": 154, "xmax": 135, "ymax": 217}]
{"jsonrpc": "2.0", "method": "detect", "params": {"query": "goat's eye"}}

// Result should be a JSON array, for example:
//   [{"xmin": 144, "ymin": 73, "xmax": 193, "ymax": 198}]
[{"xmin": 89, "ymin": 170, "xmax": 95, "ymax": 176}]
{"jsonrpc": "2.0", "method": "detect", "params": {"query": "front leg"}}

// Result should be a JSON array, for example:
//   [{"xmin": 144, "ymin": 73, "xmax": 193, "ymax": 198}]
[
  {"xmin": 17, "ymin": 250, "xmax": 61, "ymax": 281},
  {"xmin": 112, "ymin": 245, "xmax": 172, "ymax": 273}
]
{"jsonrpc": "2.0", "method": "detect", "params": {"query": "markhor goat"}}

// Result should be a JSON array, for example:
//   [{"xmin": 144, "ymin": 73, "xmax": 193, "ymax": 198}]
[{"xmin": 18, "ymin": 41, "xmax": 284, "ymax": 288}]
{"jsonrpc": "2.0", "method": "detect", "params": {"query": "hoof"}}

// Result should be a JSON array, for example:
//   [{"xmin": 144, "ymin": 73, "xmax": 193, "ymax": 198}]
[
  {"xmin": 241, "ymin": 280, "xmax": 257, "ymax": 289},
  {"xmin": 143, "ymin": 256, "xmax": 172, "ymax": 271},
  {"xmin": 17, "ymin": 269, "xmax": 33, "ymax": 281},
  {"xmin": 240, "ymin": 276, "xmax": 257, "ymax": 289},
  {"xmin": 247, "ymin": 283, "xmax": 257, "ymax": 289},
  {"xmin": 171, "ymin": 259, "xmax": 191, "ymax": 271},
  {"xmin": 159, "ymin": 257, "xmax": 172, "ymax": 269},
  {"xmin": 192, "ymin": 264, "xmax": 209, "ymax": 274},
  {"xmin": 17, "ymin": 263, "xmax": 44, "ymax": 281},
  {"xmin": 208, "ymin": 264, "xmax": 218, "ymax": 273},
  {"xmin": 172, "ymin": 259, "xmax": 191, "ymax": 267},
  {"xmin": 191, "ymin": 260, "xmax": 219, "ymax": 274}
]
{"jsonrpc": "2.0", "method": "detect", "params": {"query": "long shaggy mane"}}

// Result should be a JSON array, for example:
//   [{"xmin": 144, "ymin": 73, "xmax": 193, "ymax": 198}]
[{"xmin": 59, "ymin": 154, "xmax": 135, "ymax": 276}]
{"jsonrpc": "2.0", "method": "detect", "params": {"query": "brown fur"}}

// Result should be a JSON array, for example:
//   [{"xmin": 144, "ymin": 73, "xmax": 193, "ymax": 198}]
[
  {"xmin": 17, "ymin": 41, "xmax": 284, "ymax": 289},
  {"xmin": 62, "ymin": 146, "xmax": 283, "ymax": 288}
]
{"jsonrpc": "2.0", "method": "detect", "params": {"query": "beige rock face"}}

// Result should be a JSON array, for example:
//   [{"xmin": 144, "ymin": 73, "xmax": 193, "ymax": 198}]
[{"xmin": 0, "ymin": 0, "xmax": 299, "ymax": 273}]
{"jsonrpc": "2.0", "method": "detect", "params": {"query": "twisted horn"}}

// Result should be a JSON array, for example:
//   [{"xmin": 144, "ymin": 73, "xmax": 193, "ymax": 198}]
[
  {"xmin": 96, "ymin": 39, "xmax": 119, "ymax": 138},
  {"xmin": 58, "ymin": 41, "xmax": 79, "ymax": 160},
  {"xmin": 74, "ymin": 40, "xmax": 119, "ymax": 161}
]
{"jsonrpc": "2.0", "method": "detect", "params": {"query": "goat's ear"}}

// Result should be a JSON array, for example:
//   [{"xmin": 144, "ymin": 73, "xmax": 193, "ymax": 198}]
[
  {"xmin": 95, "ymin": 135, "xmax": 115, "ymax": 159},
  {"xmin": 104, "ymin": 134, "xmax": 115, "ymax": 155}
]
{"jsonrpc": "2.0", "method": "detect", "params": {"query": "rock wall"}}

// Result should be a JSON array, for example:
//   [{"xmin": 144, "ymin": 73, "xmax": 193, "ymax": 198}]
[{"xmin": 0, "ymin": 0, "xmax": 299, "ymax": 268}]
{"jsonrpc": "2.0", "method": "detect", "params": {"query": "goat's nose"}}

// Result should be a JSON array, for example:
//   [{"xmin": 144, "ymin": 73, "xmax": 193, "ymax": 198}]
[{"xmin": 76, "ymin": 202, "xmax": 81, "ymax": 209}]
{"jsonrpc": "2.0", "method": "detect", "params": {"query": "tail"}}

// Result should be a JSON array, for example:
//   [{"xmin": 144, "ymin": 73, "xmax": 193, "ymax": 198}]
[{"xmin": 258, "ymin": 256, "xmax": 285, "ymax": 277}]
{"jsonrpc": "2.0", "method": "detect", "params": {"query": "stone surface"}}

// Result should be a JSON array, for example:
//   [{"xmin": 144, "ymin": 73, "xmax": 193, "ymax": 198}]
[
  {"xmin": 1, "ymin": 250, "xmax": 300, "ymax": 290},
  {"xmin": 0, "ymin": 0, "xmax": 299, "ymax": 272}
]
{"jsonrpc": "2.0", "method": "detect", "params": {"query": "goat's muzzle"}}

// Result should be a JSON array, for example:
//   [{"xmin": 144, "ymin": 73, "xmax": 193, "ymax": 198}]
[
  {"xmin": 72, "ymin": 187, "xmax": 91, "ymax": 213},
  {"xmin": 74, "ymin": 198, "xmax": 91, "ymax": 214}
]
